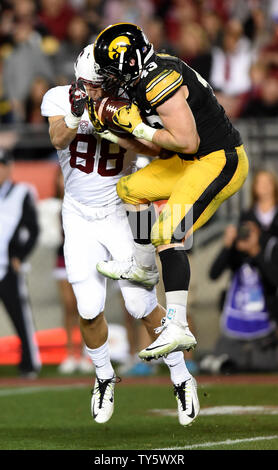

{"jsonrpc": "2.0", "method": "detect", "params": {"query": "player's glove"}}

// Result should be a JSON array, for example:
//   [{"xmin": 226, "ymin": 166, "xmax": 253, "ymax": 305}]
[
  {"xmin": 87, "ymin": 97, "xmax": 107, "ymax": 133},
  {"xmin": 98, "ymin": 129, "xmax": 119, "ymax": 144},
  {"xmin": 69, "ymin": 79, "xmax": 87, "ymax": 117},
  {"xmin": 112, "ymin": 102, "xmax": 157, "ymax": 142},
  {"xmin": 64, "ymin": 79, "xmax": 87, "ymax": 129}
]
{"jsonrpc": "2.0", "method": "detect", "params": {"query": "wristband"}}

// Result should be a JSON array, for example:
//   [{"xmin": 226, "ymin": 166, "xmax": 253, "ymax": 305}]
[
  {"xmin": 99, "ymin": 130, "xmax": 119, "ymax": 144},
  {"xmin": 64, "ymin": 113, "xmax": 81, "ymax": 129},
  {"xmin": 132, "ymin": 122, "xmax": 157, "ymax": 141}
]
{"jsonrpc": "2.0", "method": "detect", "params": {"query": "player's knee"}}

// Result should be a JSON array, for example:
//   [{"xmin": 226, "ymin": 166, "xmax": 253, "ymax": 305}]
[
  {"xmin": 72, "ymin": 278, "xmax": 106, "ymax": 320},
  {"xmin": 150, "ymin": 234, "xmax": 164, "ymax": 248},
  {"xmin": 150, "ymin": 222, "xmax": 169, "ymax": 248},
  {"xmin": 124, "ymin": 294, "xmax": 157, "ymax": 320},
  {"xmin": 116, "ymin": 177, "xmax": 129, "ymax": 203},
  {"xmin": 124, "ymin": 298, "xmax": 149, "ymax": 319},
  {"xmin": 76, "ymin": 293, "xmax": 105, "ymax": 320},
  {"xmin": 79, "ymin": 311, "xmax": 103, "ymax": 325},
  {"xmin": 117, "ymin": 177, "xmax": 141, "ymax": 205}
]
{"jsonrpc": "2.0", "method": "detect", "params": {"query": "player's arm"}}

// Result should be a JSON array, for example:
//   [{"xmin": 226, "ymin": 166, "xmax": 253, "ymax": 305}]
[
  {"xmin": 99, "ymin": 127, "xmax": 162, "ymax": 157},
  {"xmin": 116, "ymin": 134, "xmax": 161, "ymax": 157},
  {"xmin": 48, "ymin": 80, "xmax": 88, "ymax": 150},
  {"xmin": 49, "ymin": 115, "xmax": 78, "ymax": 150},
  {"xmin": 112, "ymin": 86, "xmax": 200, "ymax": 154},
  {"xmin": 87, "ymin": 97, "xmax": 161, "ymax": 157},
  {"xmin": 153, "ymin": 86, "xmax": 200, "ymax": 154}
]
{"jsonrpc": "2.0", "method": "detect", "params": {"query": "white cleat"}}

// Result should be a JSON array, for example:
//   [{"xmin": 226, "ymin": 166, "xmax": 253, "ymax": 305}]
[
  {"xmin": 96, "ymin": 257, "xmax": 159, "ymax": 289},
  {"xmin": 174, "ymin": 376, "xmax": 200, "ymax": 426},
  {"xmin": 91, "ymin": 375, "xmax": 119, "ymax": 424},
  {"xmin": 138, "ymin": 318, "xmax": 197, "ymax": 360}
]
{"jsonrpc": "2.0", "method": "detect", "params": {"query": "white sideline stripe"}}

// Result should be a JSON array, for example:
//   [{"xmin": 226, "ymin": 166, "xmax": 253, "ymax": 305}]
[
  {"xmin": 0, "ymin": 383, "xmax": 88, "ymax": 396},
  {"xmin": 151, "ymin": 405, "xmax": 278, "ymax": 416},
  {"xmin": 157, "ymin": 435, "xmax": 278, "ymax": 450}
]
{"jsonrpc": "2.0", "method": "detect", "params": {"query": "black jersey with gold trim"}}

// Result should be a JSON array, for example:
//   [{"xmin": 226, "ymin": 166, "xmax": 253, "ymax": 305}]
[{"xmin": 129, "ymin": 54, "xmax": 242, "ymax": 159}]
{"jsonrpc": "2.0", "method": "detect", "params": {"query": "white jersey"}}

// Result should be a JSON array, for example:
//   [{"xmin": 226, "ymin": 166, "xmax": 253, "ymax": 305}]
[{"xmin": 41, "ymin": 86, "xmax": 135, "ymax": 207}]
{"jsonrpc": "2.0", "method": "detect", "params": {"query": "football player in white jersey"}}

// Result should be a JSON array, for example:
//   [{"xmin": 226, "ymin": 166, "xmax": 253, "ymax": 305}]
[{"xmin": 41, "ymin": 45, "xmax": 198, "ymax": 426}]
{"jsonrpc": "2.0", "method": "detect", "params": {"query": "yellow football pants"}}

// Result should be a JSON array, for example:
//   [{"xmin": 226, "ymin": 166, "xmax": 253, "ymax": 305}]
[{"xmin": 117, "ymin": 145, "xmax": 249, "ymax": 247}]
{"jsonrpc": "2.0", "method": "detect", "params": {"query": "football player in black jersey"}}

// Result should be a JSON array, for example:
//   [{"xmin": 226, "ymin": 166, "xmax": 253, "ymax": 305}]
[{"xmin": 92, "ymin": 24, "xmax": 249, "ymax": 370}]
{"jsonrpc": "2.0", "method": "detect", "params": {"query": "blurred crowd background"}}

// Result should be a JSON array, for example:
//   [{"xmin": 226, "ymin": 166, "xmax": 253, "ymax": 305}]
[
  {"xmin": 0, "ymin": 0, "xmax": 278, "ymax": 377},
  {"xmin": 1, "ymin": 0, "xmax": 278, "ymax": 128}
]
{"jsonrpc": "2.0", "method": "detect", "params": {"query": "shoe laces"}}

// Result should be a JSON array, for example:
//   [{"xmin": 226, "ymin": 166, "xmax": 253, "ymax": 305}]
[
  {"xmin": 123, "ymin": 257, "xmax": 158, "ymax": 277},
  {"xmin": 122, "ymin": 257, "xmax": 137, "ymax": 276},
  {"xmin": 154, "ymin": 316, "xmax": 167, "ymax": 334},
  {"xmin": 174, "ymin": 379, "xmax": 192, "ymax": 412},
  {"xmin": 92, "ymin": 376, "xmax": 121, "ymax": 409},
  {"xmin": 154, "ymin": 317, "xmax": 188, "ymax": 335}
]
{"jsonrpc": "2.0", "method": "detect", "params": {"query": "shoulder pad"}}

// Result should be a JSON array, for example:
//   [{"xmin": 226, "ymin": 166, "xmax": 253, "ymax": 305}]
[
  {"xmin": 157, "ymin": 53, "xmax": 180, "ymax": 64},
  {"xmin": 145, "ymin": 69, "xmax": 183, "ymax": 107}
]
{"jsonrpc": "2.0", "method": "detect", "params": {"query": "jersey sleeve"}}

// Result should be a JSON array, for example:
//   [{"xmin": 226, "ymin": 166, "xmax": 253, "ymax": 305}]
[
  {"xmin": 145, "ymin": 68, "xmax": 183, "ymax": 109},
  {"xmin": 41, "ymin": 86, "xmax": 71, "ymax": 117}
]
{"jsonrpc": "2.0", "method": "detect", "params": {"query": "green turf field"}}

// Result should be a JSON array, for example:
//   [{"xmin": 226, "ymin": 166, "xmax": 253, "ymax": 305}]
[{"xmin": 0, "ymin": 369, "xmax": 278, "ymax": 450}]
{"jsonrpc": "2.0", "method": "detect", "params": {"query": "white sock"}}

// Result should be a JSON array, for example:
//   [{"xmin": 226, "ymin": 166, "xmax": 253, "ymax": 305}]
[
  {"xmin": 165, "ymin": 291, "xmax": 188, "ymax": 326},
  {"xmin": 86, "ymin": 340, "xmax": 114, "ymax": 380},
  {"xmin": 134, "ymin": 241, "xmax": 157, "ymax": 271},
  {"xmin": 163, "ymin": 351, "xmax": 191, "ymax": 384}
]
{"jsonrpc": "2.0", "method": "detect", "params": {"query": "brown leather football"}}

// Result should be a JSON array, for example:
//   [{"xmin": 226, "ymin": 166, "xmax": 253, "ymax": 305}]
[{"xmin": 94, "ymin": 96, "xmax": 132, "ymax": 136}]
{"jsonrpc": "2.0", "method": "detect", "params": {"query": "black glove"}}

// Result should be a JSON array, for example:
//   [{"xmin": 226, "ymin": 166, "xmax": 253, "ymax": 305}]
[
  {"xmin": 87, "ymin": 97, "xmax": 107, "ymax": 133},
  {"xmin": 69, "ymin": 79, "xmax": 87, "ymax": 117}
]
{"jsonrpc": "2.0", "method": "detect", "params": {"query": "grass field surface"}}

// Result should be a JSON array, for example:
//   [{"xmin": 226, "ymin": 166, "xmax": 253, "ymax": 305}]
[{"xmin": 0, "ymin": 367, "xmax": 278, "ymax": 452}]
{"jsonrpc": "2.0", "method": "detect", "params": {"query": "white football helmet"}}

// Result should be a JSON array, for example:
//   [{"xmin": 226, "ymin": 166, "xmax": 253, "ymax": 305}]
[{"xmin": 74, "ymin": 44, "xmax": 103, "ymax": 87}]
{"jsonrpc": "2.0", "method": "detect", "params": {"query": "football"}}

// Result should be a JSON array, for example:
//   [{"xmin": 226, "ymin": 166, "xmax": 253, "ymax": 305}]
[{"xmin": 94, "ymin": 96, "xmax": 132, "ymax": 137}]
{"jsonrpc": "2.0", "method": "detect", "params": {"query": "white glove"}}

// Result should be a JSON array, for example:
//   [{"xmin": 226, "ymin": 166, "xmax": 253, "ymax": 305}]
[
  {"xmin": 99, "ymin": 130, "xmax": 119, "ymax": 144},
  {"xmin": 132, "ymin": 122, "xmax": 157, "ymax": 141}
]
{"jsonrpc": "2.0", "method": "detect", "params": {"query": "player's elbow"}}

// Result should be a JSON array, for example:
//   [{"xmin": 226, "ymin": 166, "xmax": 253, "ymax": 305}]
[
  {"xmin": 49, "ymin": 124, "xmax": 71, "ymax": 150},
  {"xmin": 52, "ymin": 142, "xmax": 63, "ymax": 150},
  {"xmin": 179, "ymin": 134, "xmax": 200, "ymax": 154},
  {"xmin": 186, "ymin": 138, "xmax": 200, "ymax": 154},
  {"xmin": 55, "ymin": 143, "xmax": 67, "ymax": 150},
  {"xmin": 51, "ymin": 135, "xmax": 67, "ymax": 150}
]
